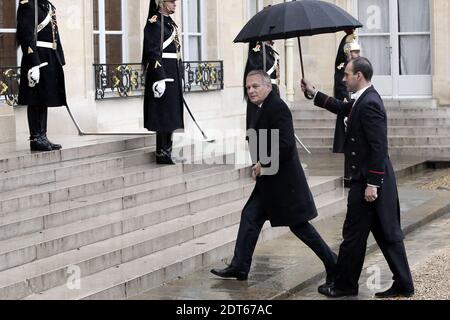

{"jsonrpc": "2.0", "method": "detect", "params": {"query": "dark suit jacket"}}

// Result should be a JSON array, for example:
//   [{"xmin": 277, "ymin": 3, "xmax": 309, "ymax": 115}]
[
  {"xmin": 245, "ymin": 91, "xmax": 317, "ymax": 227},
  {"xmin": 314, "ymin": 86, "xmax": 404, "ymax": 242}
]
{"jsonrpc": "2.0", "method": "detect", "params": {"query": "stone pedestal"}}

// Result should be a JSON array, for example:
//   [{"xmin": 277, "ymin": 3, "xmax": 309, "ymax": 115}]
[{"xmin": 0, "ymin": 103, "xmax": 16, "ymax": 143}]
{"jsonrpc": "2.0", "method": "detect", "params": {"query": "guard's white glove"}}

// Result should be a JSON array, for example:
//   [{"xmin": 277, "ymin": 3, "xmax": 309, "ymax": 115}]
[
  {"xmin": 28, "ymin": 66, "xmax": 40, "ymax": 88},
  {"xmin": 152, "ymin": 78, "xmax": 174, "ymax": 98}
]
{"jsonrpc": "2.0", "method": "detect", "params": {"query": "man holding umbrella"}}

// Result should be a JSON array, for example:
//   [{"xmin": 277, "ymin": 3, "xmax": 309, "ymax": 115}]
[{"xmin": 301, "ymin": 57, "xmax": 414, "ymax": 298}]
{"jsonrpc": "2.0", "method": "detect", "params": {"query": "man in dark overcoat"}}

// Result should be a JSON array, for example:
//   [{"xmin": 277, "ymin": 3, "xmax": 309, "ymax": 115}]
[
  {"xmin": 17, "ymin": 0, "xmax": 66, "ymax": 151},
  {"xmin": 210, "ymin": 70, "xmax": 337, "ymax": 281},
  {"xmin": 301, "ymin": 57, "xmax": 414, "ymax": 298},
  {"xmin": 244, "ymin": 40, "xmax": 280, "ymax": 132},
  {"xmin": 142, "ymin": 0, "xmax": 184, "ymax": 165}
]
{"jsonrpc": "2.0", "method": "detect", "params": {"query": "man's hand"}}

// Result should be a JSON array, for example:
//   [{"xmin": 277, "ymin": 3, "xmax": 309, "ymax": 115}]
[
  {"xmin": 364, "ymin": 185, "xmax": 378, "ymax": 202},
  {"xmin": 300, "ymin": 78, "xmax": 316, "ymax": 97},
  {"xmin": 252, "ymin": 162, "xmax": 262, "ymax": 180},
  {"xmin": 27, "ymin": 66, "xmax": 40, "ymax": 87}
]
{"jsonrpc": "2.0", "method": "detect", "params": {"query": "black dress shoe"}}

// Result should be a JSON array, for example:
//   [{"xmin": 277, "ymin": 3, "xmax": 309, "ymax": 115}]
[
  {"xmin": 318, "ymin": 285, "xmax": 358, "ymax": 298},
  {"xmin": 42, "ymin": 135, "xmax": 62, "ymax": 150},
  {"xmin": 210, "ymin": 266, "xmax": 248, "ymax": 281},
  {"xmin": 30, "ymin": 137, "xmax": 52, "ymax": 152},
  {"xmin": 375, "ymin": 286, "xmax": 414, "ymax": 298}
]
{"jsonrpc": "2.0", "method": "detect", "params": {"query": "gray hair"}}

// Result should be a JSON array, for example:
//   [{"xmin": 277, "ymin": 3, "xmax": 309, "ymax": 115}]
[{"xmin": 247, "ymin": 70, "xmax": 272, "ymax": 87}]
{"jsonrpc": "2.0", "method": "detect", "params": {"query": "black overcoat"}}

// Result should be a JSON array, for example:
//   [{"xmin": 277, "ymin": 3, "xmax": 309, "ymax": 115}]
[
  {"xmin": 17, "ymin": 0, "xmax": 67, "ymax": 107},
  {"xmin": 142, "ymin": 12, "xmax": 184, "ymax": 132},
  {"xmin": 246, "ymin": 91, "xmax": 318, "ymax": 227},
  {"xmin": 314, "ymin": 87, "xmax": 404, "ymax": 242}
]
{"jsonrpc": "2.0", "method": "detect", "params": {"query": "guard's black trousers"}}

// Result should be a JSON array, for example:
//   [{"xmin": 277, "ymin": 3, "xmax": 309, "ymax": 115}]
[
  {"xmin": 27, "ymin": 105, "xmax": 48, "ymax": 140},
  {"xmin": 334, "ymin": 182, "xmax": 414, "ymax": 292},
  {"xmin": 231, "ymin": 189, "xmax": 337, "ymax": 275},
  {"xmin": 156, "ymin": 132, "xmax": 173, "ymax": 156}
]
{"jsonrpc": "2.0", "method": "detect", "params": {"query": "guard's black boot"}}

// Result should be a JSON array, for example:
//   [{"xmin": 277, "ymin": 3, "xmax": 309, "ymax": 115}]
[
  {"xmin": 156, "ymin": 151, "xmax": 176, "ymax": 165},
  {"xmin": 28, "ymin": 106, "xmax": 51, "ymax": 152},
  {"xmin": 39, "ymin": 106, "xmax": 62, "ymax": 150},
  {"xmin": 30, "ymin": 136, "xmax": 52, "ymax": 152},
  {"xmin": 42, "ymin": 134, "xmax": 62, "ymax": 150}
]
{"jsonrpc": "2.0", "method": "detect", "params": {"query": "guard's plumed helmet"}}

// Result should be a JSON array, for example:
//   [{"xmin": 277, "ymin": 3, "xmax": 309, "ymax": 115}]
[{"xmin": 349, "ymin": 42, "xmax": 361, "ymax": 52}]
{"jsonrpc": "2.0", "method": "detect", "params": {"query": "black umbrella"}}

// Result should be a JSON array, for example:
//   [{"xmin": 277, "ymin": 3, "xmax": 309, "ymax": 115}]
[{"xmin": 234, "ymin": 0, "xmax": 363, "ymax": 97}]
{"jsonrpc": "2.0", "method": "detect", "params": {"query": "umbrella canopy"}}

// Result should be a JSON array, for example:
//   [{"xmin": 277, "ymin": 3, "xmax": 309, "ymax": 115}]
[{"xmin": 234, "ymin": 0, "xmax": 363, "ymax": 43}]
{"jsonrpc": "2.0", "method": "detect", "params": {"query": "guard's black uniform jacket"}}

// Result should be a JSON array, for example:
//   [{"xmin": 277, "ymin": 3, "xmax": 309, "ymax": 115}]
[
  {"xmin": 244, "ymin": 42, "xmax": 280, "ymax": 131},
  {"xmin": 332, "ymin": 34, "xmax": 351, "ymax": 153},
  {"xmin": 17, "ymin": 0, "xmax": 67, "ymax": 107},
  {"xmin": 142, "ymin": 11, "xmax": 184, "ymax": 133},
  {"xmin": 314, "ymin": 87, "xmax": 404, "ymax": 242},
  {"xmin": 246, "ymin": 91, "xmax": 317, "ymax": 227}
]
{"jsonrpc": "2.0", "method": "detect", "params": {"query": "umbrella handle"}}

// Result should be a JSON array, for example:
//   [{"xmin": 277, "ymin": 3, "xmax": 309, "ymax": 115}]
[{"xmin": 297, "ymin": 37, "xmax": 314, "ymax": 100}]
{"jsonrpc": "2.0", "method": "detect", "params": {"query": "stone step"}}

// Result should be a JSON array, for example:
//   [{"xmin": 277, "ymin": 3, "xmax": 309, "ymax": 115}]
[
  {"xmin": 388, "ymin": 146, "xmax": 450, "ymax": 158},
  {"xmin": 0, "ymin": 165, "xmax": 251, "ymax": 241},
  {"xmin": 292, "ymin": 136, "xmax": 450, "ymax": 147},
  {"xmin": 298, "ymin": 145, "xmax": 450, "ymax": 158},
  {"xmin": 0, "ymin": 197, "xmax": 248, "ymax": 299},
  {"xmin": 0, "ymin": 135, "xmax": 156, "ymax": 173},
  {"xmin": 0, "ymin": 146, "xmax": 158, "ymax": 194},
  {"xmin": 21, "ymin": 223, "xmax": 266, "ymax": 300},
  {"xmin": 295, "ymin": 126, "xmax": 450, "ymax": 137},
  {"xmin": 294, "ymin": 117, "xmax": 450, "ymax": 127},
  {"xmin": 290, "ymin": 108, "xmax": 450, "ymax": 119},
  {"xmin": 0, "ymin": 160, "xmax": 233, "ymax": 215},
  {"xmin": 289, "ymin": 99, "xmax": 438, "ymax": 110},
  {"xmin": 13, "ymin": 185, "xmax": 345, "ymax": 300},
  {"xmin": 0, "ymin": 175, "xmax": 341, "ymax": 273}
]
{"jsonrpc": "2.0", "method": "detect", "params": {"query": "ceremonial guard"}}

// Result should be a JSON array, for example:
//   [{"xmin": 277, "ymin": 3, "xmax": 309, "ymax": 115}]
[
  {"xmin": 333, "ymin": 29, "xmax": 361, "ymax": 154},
  {"xmin": 17, "ymin": 0, "xmax": 66, "ymax": 151},
  {"xmin": 244, "ymin": 40, "xmax": 280, "ymax": 131},
  {"xmin": 142, "ymin": 0, "xmax": 184, "ymax": 165}
]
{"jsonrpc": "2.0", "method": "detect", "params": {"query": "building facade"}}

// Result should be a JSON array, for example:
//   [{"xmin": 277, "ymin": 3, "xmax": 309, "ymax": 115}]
[{"xmin": 0, "ymin": 0, "xmax": 449, "ymax": 143}]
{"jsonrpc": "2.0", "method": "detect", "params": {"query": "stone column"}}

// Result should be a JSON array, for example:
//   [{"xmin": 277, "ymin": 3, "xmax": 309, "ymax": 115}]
[
  {"xmin": 432, "ymin": 0, "xmax": 450, "ymax": 106},
  {"xmin": 285, "ymin": 38, "xmax": 295, "ymax": 102}
]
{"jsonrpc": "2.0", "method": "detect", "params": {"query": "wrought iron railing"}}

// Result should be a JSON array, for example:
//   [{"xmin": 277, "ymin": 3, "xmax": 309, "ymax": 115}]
[
  {"xmin": 0, "ymin": 60, "xmax": 224, "ymax": 105},
  {"xmin": 183, "ymin": 61, "xmax": 224, "ymax": 93},
  {"xmin": 0, "ymin": 66, "xmax": 20, "ymax": 107},
  {"xmin": 94, "ymin": 63, "xmax": 145, "ymax": 100},
  {"xmin": 94, "ymin": 60, "xmax": 224, "ymax": 100}
]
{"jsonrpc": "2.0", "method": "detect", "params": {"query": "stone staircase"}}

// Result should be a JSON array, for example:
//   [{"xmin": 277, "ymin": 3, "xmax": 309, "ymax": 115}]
[
  {"xmin": 291, "ymin": 100, "xmax": 450, "ymax": 158},
  {"xmin": 0, "ymin": 136, "xmax": 346, "ymax": 300}
]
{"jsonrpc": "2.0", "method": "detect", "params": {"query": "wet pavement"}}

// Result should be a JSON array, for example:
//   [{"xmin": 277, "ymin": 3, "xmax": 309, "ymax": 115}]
[
  {"xmin": 131, "ymin": 159, "xmax": 450, "ymax": 300},
  {"xmin": 289, "ymin": 212, "xmax": 450, "ymax": 300}
]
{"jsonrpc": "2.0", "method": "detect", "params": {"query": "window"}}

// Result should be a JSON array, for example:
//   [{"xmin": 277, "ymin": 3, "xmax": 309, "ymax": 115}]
[
  {"xmin": 93, "ymin": 0, "xmax": 128, "ymax": 64},
  {"xmin": 0, "ymin": 0, "xmax": 19, "ymax": 67},
  {"xmin": 248, "ymin": 0, "xmax": 264, "ymax": 19},
  {"xmin": 182, "ymin": 0, "xmax": 204, "ymax": 61}
]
